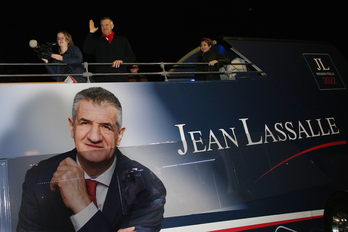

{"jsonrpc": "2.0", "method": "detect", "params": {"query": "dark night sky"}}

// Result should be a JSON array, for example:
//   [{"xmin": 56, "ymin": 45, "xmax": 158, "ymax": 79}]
[{"xmin": 0, "ymin": 1, "xmax": 346, "ymax": 80}]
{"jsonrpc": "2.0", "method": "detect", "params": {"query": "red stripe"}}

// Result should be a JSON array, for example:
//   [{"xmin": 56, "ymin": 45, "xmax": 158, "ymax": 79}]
[
  {"xmin": 210, "ymin": 215, "xmax": 323, "ymax": 232},
  {"xmin": 254, "ymin": 140, "xmax": 347, "ymax": 183}
]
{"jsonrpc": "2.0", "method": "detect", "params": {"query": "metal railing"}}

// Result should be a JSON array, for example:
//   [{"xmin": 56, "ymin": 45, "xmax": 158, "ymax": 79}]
[{"xmin": 0, "ymin": 62, "xmax": 265, "ymax": 82}]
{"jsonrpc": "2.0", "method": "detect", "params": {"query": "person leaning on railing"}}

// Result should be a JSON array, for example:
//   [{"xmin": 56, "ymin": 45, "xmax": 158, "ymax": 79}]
[
  {"xmin": 195, "ymin": 37, "xmax": 231, "ymax": 81},
  {"xmin": 41, "ymin": 30, "xmax": 88, "ymax": 83},
  {"xmin": 83, "ymin": 17, "xmax": 136, "ymax": 82}
]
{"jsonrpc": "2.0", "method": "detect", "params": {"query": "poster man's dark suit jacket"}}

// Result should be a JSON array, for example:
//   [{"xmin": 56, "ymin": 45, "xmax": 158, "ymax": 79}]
[{"xmin": 17, "ymin": 148, "xmax": 166, "ymax": 232}]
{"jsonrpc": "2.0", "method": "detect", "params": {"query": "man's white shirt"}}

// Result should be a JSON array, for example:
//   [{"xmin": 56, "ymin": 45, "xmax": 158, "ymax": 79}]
[{"xmin": 70, "ymin": 155, "xmax": 116, "ymax": 231}]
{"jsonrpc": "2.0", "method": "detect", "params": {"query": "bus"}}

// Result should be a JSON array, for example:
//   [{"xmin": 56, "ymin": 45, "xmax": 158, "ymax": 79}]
[{"xmin": 0, "ymin": 37, "xmax": 347, "ymax": 231}]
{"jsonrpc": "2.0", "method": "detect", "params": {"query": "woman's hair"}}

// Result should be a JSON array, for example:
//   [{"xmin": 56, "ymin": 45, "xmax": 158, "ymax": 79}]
[
  {"xmin": 57, "ymin": 30, "xmax": 74, "ymax": 47},
  {"xmin": 200, "ymin": 37, "xmax": 213, "ymax": 47}
]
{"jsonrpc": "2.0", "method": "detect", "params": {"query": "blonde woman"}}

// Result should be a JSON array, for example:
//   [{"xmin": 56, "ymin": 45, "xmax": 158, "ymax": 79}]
[{"xmin": 42, "ymin": 31, "xmax": 87, "ymax": 82}]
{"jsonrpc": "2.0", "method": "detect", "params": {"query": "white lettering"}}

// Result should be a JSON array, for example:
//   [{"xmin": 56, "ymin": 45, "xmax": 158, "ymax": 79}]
[
  {"xmin": 306, "ymin": 120, "xmax": 321, "ymax": 137},
  {"xmin": 176, "ymin": 117, "xmax": 340, "ymax": 154},
  {"xmin": 175, "ymin": 124, "xmax": 187, "ymax": 155},
  {"xmin": 298, "ymin": 121, "xmax": 311, "ymax": 139},
  {"xmin": 314, "ymin": 58, "xmax": 330, "ymax": 71},
  {"xmin": 326, "ymin": 117, "xmax": 340, "ymax": 134},
  {"xmin": 285, "ymin": 122, "xmax": 297, "ymax": 140},
  {"xmin": 219, "ymin": 128, "xmax": 239, "ymax": 148},
  {"xmin": 317, "ymin": 118, "xmax": 330, "ymax": 136},
  {"xmin": 275, "ymin": 123, "xmax": 287, "ymax": 141},
  {"xmin": 240, "ymin": 118, "xmax": 263, "ymax": 146},
  {"xmin": 208, "ymin": 130, "xmax": 224, "ymax": 151},
  {"xmin": 264, "ymin": 124, "xmax": 278, "ymax": 143},
  {"xmin": 188, "ymin": 131, "xmax": 206, "ymax": 153}
]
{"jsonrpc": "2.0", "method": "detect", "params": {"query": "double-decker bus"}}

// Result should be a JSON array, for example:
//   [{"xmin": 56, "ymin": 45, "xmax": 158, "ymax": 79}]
[{"xmin": 0, "ymin": 37, "xmax": 347, "ymax": 231}]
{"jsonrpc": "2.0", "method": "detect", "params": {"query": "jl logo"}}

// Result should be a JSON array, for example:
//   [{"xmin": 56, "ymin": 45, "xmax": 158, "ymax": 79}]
[
  {"xmin": 303, "ymin": 53, "xmax": 346, "ymax": 90},
  {"xmin": 314, "ymin": 58, "xmax": 330, "ymax": 71}
]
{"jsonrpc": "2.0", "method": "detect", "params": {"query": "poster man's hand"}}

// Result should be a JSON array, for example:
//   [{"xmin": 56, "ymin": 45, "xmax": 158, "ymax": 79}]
[
  {"xmin": 50, "ymin": 157, "xmax": 91, "ymax": 214},
  {"xmin": 118, "ymin": 227, "xmax": 135, "ymax": 232}
]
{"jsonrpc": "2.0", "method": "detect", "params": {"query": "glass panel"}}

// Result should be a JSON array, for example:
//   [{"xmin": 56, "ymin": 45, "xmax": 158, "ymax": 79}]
[{"xmin": 0, "ymin": 159, "xmax": 12, "ymax": 232}]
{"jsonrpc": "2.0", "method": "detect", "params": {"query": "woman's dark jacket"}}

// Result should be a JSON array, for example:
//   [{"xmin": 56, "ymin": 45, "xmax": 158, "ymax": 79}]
[
  {"xmin": 195, "ymin": 49, "xmax": 231, "ymax": 80},
  {"xmin": 46, "ymin": 46, "xmax": 87, "ymax": 82}
]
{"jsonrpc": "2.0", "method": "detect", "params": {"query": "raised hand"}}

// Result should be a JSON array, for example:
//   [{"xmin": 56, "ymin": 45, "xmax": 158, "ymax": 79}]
[{"xmin": 89, "ymin": 19, "xmax": 99, "ymax": 33}]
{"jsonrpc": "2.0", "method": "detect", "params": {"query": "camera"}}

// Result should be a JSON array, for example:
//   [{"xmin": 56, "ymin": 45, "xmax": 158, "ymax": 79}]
[
  {"xmin": 29, "ymin": 40, "xmax": 57, "ymax": 59},
  {"xmin": 37, "ymin": 46, "xmax": 53, "ymax": 59}
]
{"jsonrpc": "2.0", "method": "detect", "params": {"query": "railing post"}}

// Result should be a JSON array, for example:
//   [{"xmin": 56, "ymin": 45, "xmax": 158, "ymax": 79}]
[
  {"xmin": 160, "ymin": 62, "xmax": 168, "ymax": 82},
  {"xmin": 83, "ymin": 62, "xmax": 93, "ymax": 83}
]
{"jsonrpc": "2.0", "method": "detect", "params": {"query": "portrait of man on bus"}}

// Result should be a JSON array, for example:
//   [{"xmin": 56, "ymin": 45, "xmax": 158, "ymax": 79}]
[{"xmin": 17, "ymin": 87, "xmax": 166, "ymax": 232}]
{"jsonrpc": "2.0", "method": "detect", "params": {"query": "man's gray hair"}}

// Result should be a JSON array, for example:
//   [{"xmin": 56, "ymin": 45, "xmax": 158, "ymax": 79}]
[
  {"xmin": 100, "ymin": 17, "xmax": 113, "ymax": 25},
  {"xmin": 72, "ymin": 87, "xmax": 122, "ymax": 129}
]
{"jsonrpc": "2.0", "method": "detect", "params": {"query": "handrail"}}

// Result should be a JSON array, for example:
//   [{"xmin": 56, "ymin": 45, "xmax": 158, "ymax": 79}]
[
  {"xmin": 0, "ymin": 62, "xmax": 265, "ymax": 82},
  {"xmin": 0, "ymin": 62, "xmax": 252, "ymax": 66}
]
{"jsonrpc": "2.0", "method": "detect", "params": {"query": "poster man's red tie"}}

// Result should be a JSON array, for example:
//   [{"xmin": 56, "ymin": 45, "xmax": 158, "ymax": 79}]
[{"xmin": 86, "ymin": 179, "xmax": 98, "ymax": 207}]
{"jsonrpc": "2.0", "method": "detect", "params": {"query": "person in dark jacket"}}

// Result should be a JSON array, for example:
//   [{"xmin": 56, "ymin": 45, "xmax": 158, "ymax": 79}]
[
  {"xmin": 195, "ymin": 37, "xmax": 230, "ymax": 81},
  {"xmin": 42, "ymin": 31, "xmax": 88, "ymax": 83},
  {"xmin": 17, "ymin": 87, "xmax": 166, "ymax": 232},
  {"xmin": 83, "ymin": 17, "xmax": 136, "ymax": 82}
]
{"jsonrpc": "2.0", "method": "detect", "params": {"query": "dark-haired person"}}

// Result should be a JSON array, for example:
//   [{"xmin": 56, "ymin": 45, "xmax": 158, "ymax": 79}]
[
  {"xmin": 195, "ymin": 37, "xmax": 231, "ymax": 81},
  {"xmin": 42, "ymin": 31, "xmax": 88, "ymax": 82},
  {"xmin": 17, "ymin": 87, "xmax": 166, "ymax": 232},
  {"xmin": 83, "ymin": 17, "xmax": 136, "ymax": 82}
]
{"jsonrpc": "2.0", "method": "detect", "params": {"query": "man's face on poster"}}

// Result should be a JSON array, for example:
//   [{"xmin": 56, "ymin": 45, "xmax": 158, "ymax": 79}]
[{"xmin": 68, "ymin": 99, "xmax": 125, "ymax": 166}]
